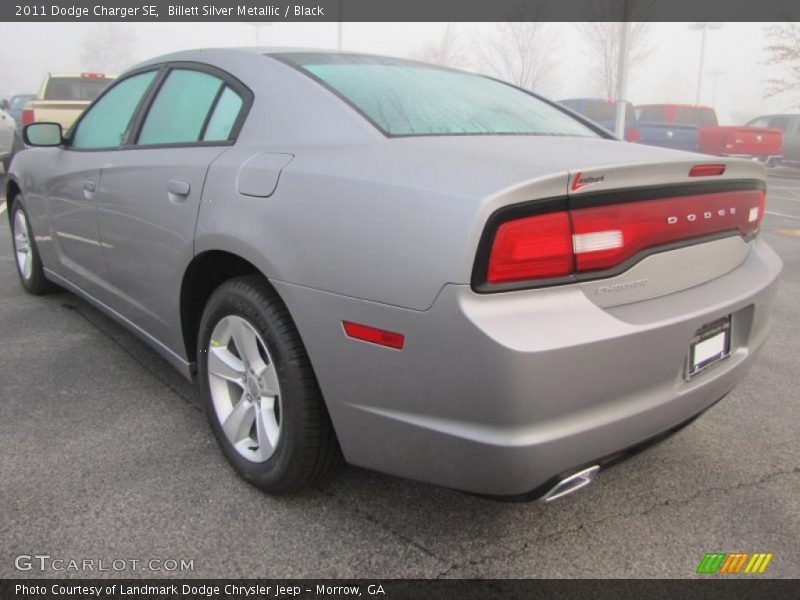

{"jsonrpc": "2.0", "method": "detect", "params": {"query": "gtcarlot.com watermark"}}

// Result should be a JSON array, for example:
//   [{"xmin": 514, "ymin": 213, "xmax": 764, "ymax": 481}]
[{"xmin": 15, "ymin": 554, "xmax": 194, "ymax": 573}]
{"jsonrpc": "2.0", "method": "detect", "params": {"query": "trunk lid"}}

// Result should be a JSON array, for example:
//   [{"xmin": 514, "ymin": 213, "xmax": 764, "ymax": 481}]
[{"xmin": 477, "ymin": 157, "xmax": 766, "ymax": 307}]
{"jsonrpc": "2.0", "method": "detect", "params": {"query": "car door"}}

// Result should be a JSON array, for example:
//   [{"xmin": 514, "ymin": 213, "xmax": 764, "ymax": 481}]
[
  {"xmin": 46, "ymin": 70, "xmax": 158, "ymax": 298},
  {"xmin": 96, "ymin": 65, "xmax": 250, "ymax": 355}
]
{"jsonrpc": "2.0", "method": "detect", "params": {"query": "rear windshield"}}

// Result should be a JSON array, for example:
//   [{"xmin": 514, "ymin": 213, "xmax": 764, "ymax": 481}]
[
  {"xmin": 43, "ymin": 77, "xmax": 113, "ymax": 101},
  {"xmin": 275, "ymin": 53, "xmax": 599, "ymax": 138}
]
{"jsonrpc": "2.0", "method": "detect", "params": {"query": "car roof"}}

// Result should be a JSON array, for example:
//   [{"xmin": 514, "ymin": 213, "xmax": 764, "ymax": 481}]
[
  {"xmin": 560, "ymin": 98, "xmax": 632, "ymax": 103},
  {"xmin": 751, "ymin": 113, "xmax": 800, "ymax": 118},
  {"xmin": 636, "ymin": 103, "xmax": 715, "ymax": 110},
  {"xmin": 45, "ymin": 72, "xmax": 118, "ymax": 78}
]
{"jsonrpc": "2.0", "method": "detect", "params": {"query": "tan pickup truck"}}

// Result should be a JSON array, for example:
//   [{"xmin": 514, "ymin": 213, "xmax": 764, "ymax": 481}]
[{"xmin": 21, "ymin": 72, "xmax": 116, "ymax": 133}]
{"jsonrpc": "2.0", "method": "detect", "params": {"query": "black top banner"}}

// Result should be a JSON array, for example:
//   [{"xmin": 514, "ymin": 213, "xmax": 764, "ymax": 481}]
[{"xmin": 3, "ymin": 0, "xmax": 800, "ymax": 23}]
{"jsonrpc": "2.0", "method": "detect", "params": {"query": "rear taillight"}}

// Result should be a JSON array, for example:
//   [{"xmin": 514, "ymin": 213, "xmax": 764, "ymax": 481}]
[
  {"xmin": 483, "ymin": 189, "xmax": 765, "ymax": 285},
  {"xmin": 487, "ymin": 212, "xmax": 573, "ymax": 283},
  {"xmin": 21, "ymin": 109, "xmax": 34, "ymax": 126},
  {"xmin": 625, "ymin": 127, "xmax": 641, "ymax": 143},
  {"xmin": 81, "ymin": 72, "xmax": 105, "ymax": 79},
  {"xmin": 571, "ymin": 190, "xmax": 763, "ymax": 272}
]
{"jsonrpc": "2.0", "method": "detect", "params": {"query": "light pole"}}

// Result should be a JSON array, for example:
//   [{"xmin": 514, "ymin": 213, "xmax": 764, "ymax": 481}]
[
  {"xmin": 706, "ymin": 69, "xmax": 727, "ymax": 107},
  {"xmin": 614, "ymin": 20, "xmax": 631, "ymax": 139},
  {"xmin": 613, "ymin": 0, "xmax": 632, "ymax": 139},
  {"xmin": 689, "ymin": 22, "xmax": 723, "ymax": 105},
  {"xmin": 337, "ymin": 0, "xmax": 344, "ymax": 50},
  {"xmin": 246, "ymin": 22, "xmax": 270, "ymax": 47}
]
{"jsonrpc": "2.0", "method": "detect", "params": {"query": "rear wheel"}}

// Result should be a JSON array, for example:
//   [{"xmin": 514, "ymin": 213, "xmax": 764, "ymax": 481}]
[
  {"xmin": 11, "ymin": 197, "xmax": 57, "ymax": 295},
  {"xmin": 197, "ymin": 275, "xmax": 342, "ymax": 493}
]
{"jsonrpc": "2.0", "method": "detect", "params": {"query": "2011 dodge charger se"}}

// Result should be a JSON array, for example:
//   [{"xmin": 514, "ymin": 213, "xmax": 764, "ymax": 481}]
[{"xmin": 6, "ymin": 49, "xmax": 782, "ymax": 500}]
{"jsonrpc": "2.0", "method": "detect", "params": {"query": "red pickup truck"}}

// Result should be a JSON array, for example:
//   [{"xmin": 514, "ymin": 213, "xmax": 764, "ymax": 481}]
[{"xmin": 636, "ymin": 104, "xmax": 783, "ymax": 164}]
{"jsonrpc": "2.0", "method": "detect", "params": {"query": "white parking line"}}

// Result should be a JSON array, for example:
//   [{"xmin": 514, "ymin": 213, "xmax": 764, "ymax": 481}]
[
  {"xmin": 766, "ymin": 210, "xmax": 800, "ymax": 220},
  {"xmin": 769, "ymin": 194, "xmax": 800, "ymax": 204},
  {"xmin": 0, "ymin": 202, "xmax": 6, "ymax": 216}
]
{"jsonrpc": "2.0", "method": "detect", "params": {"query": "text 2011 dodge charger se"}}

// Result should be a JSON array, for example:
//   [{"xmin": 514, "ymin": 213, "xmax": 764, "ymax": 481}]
[{"xmin": 6, "ymin": 49, "xmax": 782, "ymax": 500}]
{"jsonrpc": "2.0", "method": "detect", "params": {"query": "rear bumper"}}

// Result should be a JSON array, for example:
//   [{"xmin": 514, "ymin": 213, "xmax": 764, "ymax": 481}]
[
  {"xmin": 719, "ymin": 153, "xmax": 782, "ymax": 164},
  {"xmin": 274, "ymin": 238, "xmax": 782, "ymax": 497}
]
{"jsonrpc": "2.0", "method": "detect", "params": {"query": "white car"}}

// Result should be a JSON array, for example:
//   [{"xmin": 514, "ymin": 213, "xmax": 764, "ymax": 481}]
[{"xmin": 0, "ymin": 108, "xmax": 15, "ymax": 171}]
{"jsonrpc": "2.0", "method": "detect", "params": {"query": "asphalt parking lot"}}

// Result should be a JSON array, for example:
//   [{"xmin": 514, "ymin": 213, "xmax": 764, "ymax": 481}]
[{"xmin": 0, "ymin": 170, "xmax": 798, "ymax": 579}]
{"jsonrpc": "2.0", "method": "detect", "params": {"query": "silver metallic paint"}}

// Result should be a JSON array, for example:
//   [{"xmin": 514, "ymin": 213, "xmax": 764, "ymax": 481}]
[{"xmin": 6, "ymin": 48, "xmax": 782, "ymax": 496}]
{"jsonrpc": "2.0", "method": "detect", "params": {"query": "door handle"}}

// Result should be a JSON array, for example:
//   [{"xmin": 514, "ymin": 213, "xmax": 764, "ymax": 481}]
[{"xmin": 167, "ymin": 180, "xmax": 190, "ymax": 196}]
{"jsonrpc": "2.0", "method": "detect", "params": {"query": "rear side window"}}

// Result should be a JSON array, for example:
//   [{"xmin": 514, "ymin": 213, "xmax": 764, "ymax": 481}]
[
  {"xmin": 138, "ymin": 69, "xmax": 225, "ymax": 145},
  {"xmin": 278, "ymin": 53, "xmax": 598, "ymax": 138},
  {"xmin": 44, "ymin": 77, "xmax": 112, "ymax": 101},
  {"xmin": 203, "ymin": 87, "xmax": 244, "ymax": 141},
  {"xmin": 71, "ymin": 71, "xmax": 157, "ymax": 149},
  {"xmin": 768, "ymin": 116, "xmax": 791, "ymax": 131},
  {"xmin": 675, "ymin": 108, "xmax": 717, "ymax": 127},
  {"xmin": 638, "ymin": 107, "xmax": 667, "ymax": 122}
]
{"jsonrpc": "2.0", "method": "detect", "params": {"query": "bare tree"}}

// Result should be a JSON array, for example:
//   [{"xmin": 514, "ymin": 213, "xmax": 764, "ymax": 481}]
[
  {"xmin": 471, "ymin": 22, "xmax": 562, "ymax": 94},
  {"xmin": 79, "ymin": 23, "xmax": 138, "ymax": 74},
  {"xmin": 763, "ymin": 23, "xmax": 800, "ymax": 106},
  {"xmin": 415, "ymin": 23, "xmax": 468, "ymax": 69},
  {"xmin": 576, "ymin": 22, "xmax": 652, "ymax": 98}
]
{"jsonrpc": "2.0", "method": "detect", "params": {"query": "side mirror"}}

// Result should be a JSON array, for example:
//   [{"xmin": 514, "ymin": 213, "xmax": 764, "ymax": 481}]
[
  {"xmin": 0, "ymin": 99, "xmax": 9, "ymax": 111},
  {"xmin": 23, "ymin": 122, "xmax": 63, "ymax": 147}
]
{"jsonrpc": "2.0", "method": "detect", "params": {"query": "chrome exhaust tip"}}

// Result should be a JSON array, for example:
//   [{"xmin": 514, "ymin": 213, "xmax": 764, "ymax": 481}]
[{"xmin": 539, "ymin": 465, "xmax": 600, "ymax": 503}]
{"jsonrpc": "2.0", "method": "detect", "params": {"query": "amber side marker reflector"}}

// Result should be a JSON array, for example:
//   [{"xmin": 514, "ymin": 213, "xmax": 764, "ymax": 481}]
[
  {"xmin": 343, "ymin": 321, "xmax": 405, "ymax": 350},
  {"xmin": 689, "ymin": 164, "xmax": 726, "ymax": 177}
]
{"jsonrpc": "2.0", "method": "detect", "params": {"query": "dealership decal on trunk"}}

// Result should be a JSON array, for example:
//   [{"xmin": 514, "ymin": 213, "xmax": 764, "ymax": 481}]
[{"xmin": 571, "ymin": 172, "xmax": 605, "ymax": 191}]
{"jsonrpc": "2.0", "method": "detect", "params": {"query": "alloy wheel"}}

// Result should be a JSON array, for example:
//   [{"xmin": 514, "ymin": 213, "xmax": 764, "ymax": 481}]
[
  {"xmin": 13, "ymin": 209, "xmax": 33, "ymax": 281},
  {"xmin": 207, "ymin": 315, "xmax": 282, "ymax": 463}
]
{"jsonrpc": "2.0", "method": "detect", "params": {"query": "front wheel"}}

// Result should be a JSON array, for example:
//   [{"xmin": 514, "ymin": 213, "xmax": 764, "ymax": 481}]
[{"xmin": 197, "ymin": 275, "xmax": 342, "ymax": 493}]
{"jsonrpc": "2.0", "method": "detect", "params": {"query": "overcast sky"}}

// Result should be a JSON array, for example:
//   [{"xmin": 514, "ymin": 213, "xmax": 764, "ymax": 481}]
[{"xmin": 1, "ymin": 21, "xmax": 797, "ymax": 123}]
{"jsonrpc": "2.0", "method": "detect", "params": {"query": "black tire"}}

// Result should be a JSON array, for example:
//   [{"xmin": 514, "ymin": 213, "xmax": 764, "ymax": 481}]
[
  {"xmin": 10, "ymin": 196, "xmax": 58, "ymax": 295},
  {"xmin": 197, "ymin": 275, "xmax": 342, "ymax": 493}
]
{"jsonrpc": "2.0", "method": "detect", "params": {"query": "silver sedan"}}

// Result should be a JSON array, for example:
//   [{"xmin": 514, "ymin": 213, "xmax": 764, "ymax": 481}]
[{"xmin": 5, "ymin": 48, "xmax": 781, "ymax": 499}]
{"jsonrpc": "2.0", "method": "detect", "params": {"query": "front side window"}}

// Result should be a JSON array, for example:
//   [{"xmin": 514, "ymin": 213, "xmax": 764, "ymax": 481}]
[
  {"xmin": 276, "ymin": 53, "xmax": 598, "ymax": 138},
  {"xmin": 138, "ymin": 69, "xmax": 225, "ymax": 145},
  {"xmin": 748, "ymin": 117, "xmax": 770, "ymax": 128},
  {"xmin": 71, "ymin": 71, "xmax": 156, "ymax": 149}
]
